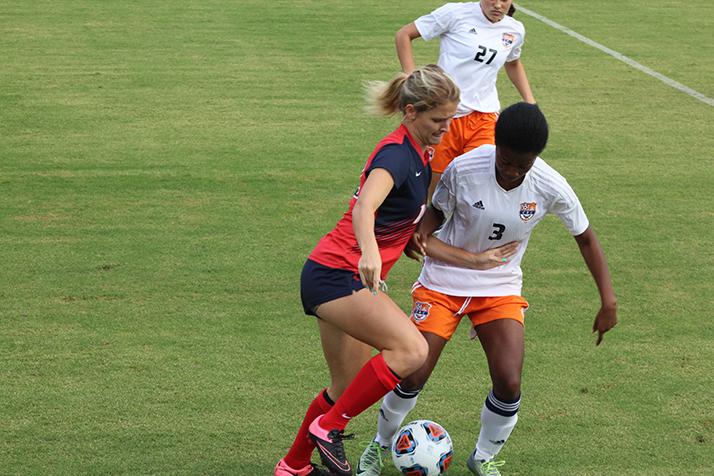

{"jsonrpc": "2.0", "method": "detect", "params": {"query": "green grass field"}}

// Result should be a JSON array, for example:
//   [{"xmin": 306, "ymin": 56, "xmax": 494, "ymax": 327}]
[{"xmin": 1, "ymin": 1, "xmax": 713, "ymax": 474}]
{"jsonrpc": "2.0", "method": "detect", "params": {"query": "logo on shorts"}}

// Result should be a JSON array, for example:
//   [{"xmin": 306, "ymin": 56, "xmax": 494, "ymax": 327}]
[
  {"xmin": 519, "ymin": 202, "xmax": 536, "ymax": 222},
  {"xmin": 412, "ymin": 301, "xmax": 432, "ymax": 322},
  {"xmin": 502, "ymin": 33, "xmax": 515, "ymax": 48}
]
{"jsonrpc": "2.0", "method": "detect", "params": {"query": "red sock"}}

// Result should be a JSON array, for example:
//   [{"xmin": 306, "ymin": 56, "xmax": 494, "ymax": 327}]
[
  {"xmin": 283, "ymin": 389, "xmax": 334, "ymax": 469},
  {"xmin": 319, "ymin": 353, "xmax": 401, "ymax": 431}
]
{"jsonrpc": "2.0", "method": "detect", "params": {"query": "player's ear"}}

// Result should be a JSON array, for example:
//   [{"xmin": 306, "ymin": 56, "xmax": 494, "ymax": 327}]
[{"xmin": 404, "ymin": 103, "xmax": 417, "ymax": 122}]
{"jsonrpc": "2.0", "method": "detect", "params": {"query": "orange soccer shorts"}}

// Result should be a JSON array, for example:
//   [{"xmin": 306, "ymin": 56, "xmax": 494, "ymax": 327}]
[
  {"xmin": 410, "ymin": 283, "xmax": 528, "ymax": 341},
  {"xmin": 431, "ymin": 110, "xmax": 498, "ymax": 174}
]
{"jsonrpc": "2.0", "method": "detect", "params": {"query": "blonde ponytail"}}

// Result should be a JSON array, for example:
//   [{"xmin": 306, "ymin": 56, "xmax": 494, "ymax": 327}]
[
  {"xmin": 364, "ymin": 64, "xmax": 460, "ymax": 116},
  {"xmin": 363, "ymin": 73, "xmax": 409, "ymax": 116},
  {"xmin": 364, "ymin": 64, "xmax": 459, "ymax": 117}
]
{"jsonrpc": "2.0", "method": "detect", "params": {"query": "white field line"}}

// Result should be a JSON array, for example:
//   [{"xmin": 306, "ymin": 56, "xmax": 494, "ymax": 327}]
[{"xmin": 515, "ymin": 4, "xmax": 714, "ymax": 107}]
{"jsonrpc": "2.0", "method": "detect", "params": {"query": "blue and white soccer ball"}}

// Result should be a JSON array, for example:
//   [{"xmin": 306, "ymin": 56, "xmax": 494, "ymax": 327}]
[{"xmin": 391, "ymin": 419, "xmax": 453, "ymax": 475}]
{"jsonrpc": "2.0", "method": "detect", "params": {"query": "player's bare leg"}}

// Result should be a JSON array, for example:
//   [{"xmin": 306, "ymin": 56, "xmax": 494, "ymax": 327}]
[
  {"xmin": 358, "ymin": 332, "xmax": 448, "ymax": 475},
  {"xmin": 468, "ymin": 319, "xmax": 524, "ymax": 475},
  {"xmin": 308, "ymin": 288, "xmax": 428, "ymax": 476},
  {"xmin": 317, "ymin": 318, "xmax": 372, "ymax": 400}
]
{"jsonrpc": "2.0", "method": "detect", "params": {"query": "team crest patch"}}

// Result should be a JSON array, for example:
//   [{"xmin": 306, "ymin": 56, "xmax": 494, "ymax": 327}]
[
  {"xmin": 502, "ymin": 33, "xmax": 515, "ymax": 48},
  {"xmin": 519, "ymin": 202, "xmax": 536, "ymax": 222},
  {"xmin": 412, "ymin": 301, "xmax": 431, "ymax": 322},
  {"xmin": 425, "ymin": 146, "xmax": 435, "ymax": 162}
]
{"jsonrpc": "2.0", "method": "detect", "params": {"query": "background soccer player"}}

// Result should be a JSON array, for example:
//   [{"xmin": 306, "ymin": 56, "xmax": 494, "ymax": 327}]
[{"xmin": 396, "ymin": 0, "xmax": 536, "ymax": 199}]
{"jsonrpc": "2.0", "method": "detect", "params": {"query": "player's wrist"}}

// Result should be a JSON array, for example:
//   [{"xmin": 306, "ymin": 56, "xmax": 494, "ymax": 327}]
[
  {"xmin": 359, "ymin": 241, "xmax": 380, "ymax": 256},
  {"xmin": 600, "ymin": 297, "xmax": 617, "ymax": 309},
  {"xmin": 467, "ymin": 251, "xmax": 485, "ymax": 269}
]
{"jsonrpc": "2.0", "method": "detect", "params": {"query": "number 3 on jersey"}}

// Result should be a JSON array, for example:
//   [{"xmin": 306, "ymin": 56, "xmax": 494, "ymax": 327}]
[
  {"xmin": 474, "ymin": 45, "xmax": 497, "ymax": 64},
  {"xmin": 488, "ymin": 223, "xmax": 505, "ymax": 240}
]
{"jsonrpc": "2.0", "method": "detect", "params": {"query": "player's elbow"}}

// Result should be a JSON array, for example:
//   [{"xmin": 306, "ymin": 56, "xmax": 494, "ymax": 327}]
[
  {"xmin": 395, "ymin": 24, "xmax": 410, "ymax": 39},
  {"xmin": 396, "ymin": 23, "xmax": 420, "ymax": 44},
  {"xmin": 352, "ymin": 200, "xmax": 375, "ymax": 224}
]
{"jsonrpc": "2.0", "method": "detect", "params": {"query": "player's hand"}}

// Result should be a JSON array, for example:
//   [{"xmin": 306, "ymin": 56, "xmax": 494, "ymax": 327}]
[
  {"xmin": 593, "ymin": 302, "xmax": 617, "ymax": 345},
  {"xmin": 469, "ymin": 241, "xmax": 520, "ymax": 269},
  {"xmin": 404, "ymin": 232, "xmax": 428, "ymax": 262},
  {"xmin": 358, "ymin": 248, "xmax": 383, "ymax": 295}
]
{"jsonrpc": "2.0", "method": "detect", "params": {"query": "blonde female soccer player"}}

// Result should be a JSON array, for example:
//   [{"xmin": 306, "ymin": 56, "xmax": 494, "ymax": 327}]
[{"xmin": 274, "ymin": 65, "xmax": 518, "ymax": 476}]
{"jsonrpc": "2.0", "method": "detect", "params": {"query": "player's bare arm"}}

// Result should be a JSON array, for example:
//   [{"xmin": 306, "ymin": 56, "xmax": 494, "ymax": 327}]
[
  {"xmin": 504, "ymin": 59, "xmax": 536, "ymax": 104},
  {"xmin": 574, "ymin": 226, "xmax": 618, "ymax": 345},
  {"xmin": 424, "ymin": 237, "xmax": 520, "ymax": 270},
  {"xmin": 406, "ymin": 202, "xmax": 521, "ymax": 268},
  {"xmin": 353, "ymin": 168, "xmax": 395, "ymax": 293},
  {"xmin": 395, "ymin": 22, "xmax": 421, "ymax": 74}
]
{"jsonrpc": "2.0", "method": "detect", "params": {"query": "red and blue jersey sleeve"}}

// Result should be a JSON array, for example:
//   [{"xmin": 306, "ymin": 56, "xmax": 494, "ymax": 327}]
[
  {"xmin": 309, "ymin": 125, "xmax": 431, "ymax": 279},
  {"xmin": 367, "ymin": 144, "xmax": 411, "ymax": 188}
]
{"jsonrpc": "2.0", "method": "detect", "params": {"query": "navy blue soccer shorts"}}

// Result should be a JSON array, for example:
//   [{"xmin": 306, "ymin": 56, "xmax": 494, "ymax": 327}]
[{"xmin": 300, "ymin": 259, "xmax": 366, "ymax": 316}]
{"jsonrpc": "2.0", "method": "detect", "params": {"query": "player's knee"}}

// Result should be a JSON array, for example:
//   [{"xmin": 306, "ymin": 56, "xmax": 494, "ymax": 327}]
[
  {"xmin": 399, "ymin": 334, "xmax": 429, "ymax": 376},
  {"xmin": 383, "ymin": 329, "xmax": 429, "ymax": 377}
]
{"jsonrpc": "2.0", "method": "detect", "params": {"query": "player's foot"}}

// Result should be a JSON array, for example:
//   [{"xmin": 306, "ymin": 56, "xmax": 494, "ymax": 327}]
[
  {"xmin": 356, "ymin": 440, "xmax": 387, "ymax": 475},
  {"xmin": 274, "ymin": 458, "xmax": 333, "ymax": 476},
  {"xmin": 466, "ymin": 452, "xmax": 505, "ymax": 476},
  {"xmin": 308, "ymin": 416, "xmax": 354, "ymax": 476}
]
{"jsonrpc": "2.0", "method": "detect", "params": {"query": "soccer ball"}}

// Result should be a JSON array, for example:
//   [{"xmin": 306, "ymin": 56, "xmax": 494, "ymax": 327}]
[{"xmin": 391, "ymin": 420, "xmax": 453, "ymax": 475}]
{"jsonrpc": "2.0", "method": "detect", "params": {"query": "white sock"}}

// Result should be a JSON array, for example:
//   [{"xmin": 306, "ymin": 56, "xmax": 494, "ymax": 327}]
[
  {"xmin": 374, "ymin": 384, "xmax": 421, "ymax": 447},
  {"xmin": 473, "ymin": 390, "xmax": 520, "ymax": 461}
]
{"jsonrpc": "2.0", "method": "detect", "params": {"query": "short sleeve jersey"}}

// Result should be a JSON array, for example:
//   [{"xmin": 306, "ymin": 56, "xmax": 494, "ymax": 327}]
[
  {"xmin": 309, "ymin": 125, "xmax": 432, "ymax": 280},
  {"xmin": 415, "ymin": 2, "xmax": 525, "ymax": 115},
  {"xmin": 419, "ymin": 144, "xmax": 589, "ymax": 297}
]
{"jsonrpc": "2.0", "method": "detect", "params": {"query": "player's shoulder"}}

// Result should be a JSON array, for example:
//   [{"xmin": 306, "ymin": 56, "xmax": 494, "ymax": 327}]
[
  {"xmin": 381, "ymin": 126, "xmax": 410, "ymax": 146},
  {"xmin": 432, "ymin": 2, "xmax": 480, "ymax": 20},
  {"xmin": 498, "ymin": 13, "xmax": 525, "ymax": 34},
  {"xmin": 529, "ymin": 157, "xmax": 575, "ymax": 196},
  {"xmin": 449, "ymin": 144, "xmax": 495, "ymax": 174},
  {"xmin": 372, "ymin": 127, "xmax": 411, "ymax": 155},
  {"xmin": 531, "ymin": 157, "xmax": 566, "ymax": 180},
  {"xmin": 441, "ymin": 2, "xmax": 477, "ymax": 13}
]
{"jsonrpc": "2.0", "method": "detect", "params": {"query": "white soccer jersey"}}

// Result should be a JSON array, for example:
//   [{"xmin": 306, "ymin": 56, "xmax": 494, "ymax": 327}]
[
  {"xmin": 414, "ymin": 2, "xmax": 525, "ymax": 115},
  {"xmin": 419, "ymin": 145, "xmax": 589, "ymax": 297}
]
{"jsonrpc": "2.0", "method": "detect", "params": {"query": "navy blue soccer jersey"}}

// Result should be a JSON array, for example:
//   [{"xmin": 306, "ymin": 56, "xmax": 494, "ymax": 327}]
[{"xmin": 310, "ymin": 125, "xmax": 432, "ymax": 279}]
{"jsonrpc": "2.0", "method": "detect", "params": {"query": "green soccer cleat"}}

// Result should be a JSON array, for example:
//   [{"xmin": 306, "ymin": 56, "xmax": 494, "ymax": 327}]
[
  {"xmin": 466, "ymin": 452, "xmax": 505, "ymax": 476},
  {"xmin": 356, "ymin": 440, "xmax": 387, "ymax": 476}
]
